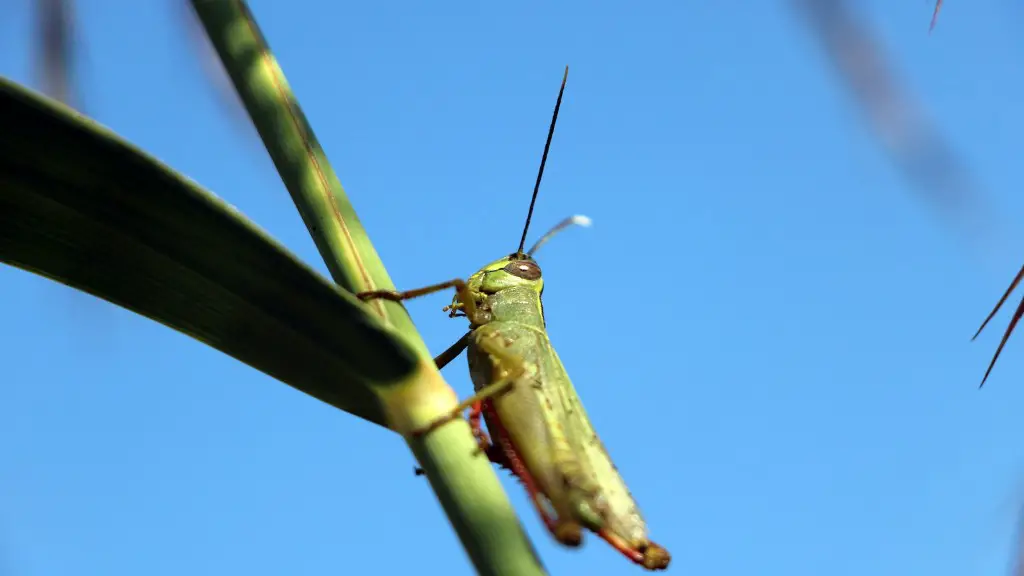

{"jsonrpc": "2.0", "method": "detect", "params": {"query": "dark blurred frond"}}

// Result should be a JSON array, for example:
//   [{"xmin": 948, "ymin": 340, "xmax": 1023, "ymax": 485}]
[
  {"xmin": 180, "ymin": 0, "xmax": 256, "ymax": 138},
  {"xmin": 33, "ymin": 0, "xmax": 119, "ymax": 332},
  {"xmin": 931, "ymin": 1, "xmax": 943, "ymax": 32},
  {"xmin": 35, "ymin": 0, "xmax": 77, "ymax": 108},
  {"xmin": 22, "ymin": 0, "xmax": 261, "ymax": 340},
  {"xmin": 791, "ymin": 0, "xmax": 993, "ymax": 242},
  {"xmin": 28, "ymin": 0, "xmax": 252, "ymax": 137}
]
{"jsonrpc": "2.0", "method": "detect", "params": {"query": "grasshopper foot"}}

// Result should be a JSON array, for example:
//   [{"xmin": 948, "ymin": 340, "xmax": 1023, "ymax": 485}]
[
  {"xmin": 597, "ymin": 531, "xmax": 671, "ymax": 571},
  {"xmin": 471, "ymin": 436, "xmax": 508, "ymax": 467},
  {"xmin": 470, "ymin": 429, "xmax": 491, "ymax": 455},
  {"xmin": 639, "ymin": 543, "xmax": 671, "ymax": 571}
]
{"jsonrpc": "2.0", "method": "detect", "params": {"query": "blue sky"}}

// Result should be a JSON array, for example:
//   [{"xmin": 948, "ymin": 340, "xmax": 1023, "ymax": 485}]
[{"xmin": 3, "ymin": 1, "xmax": 1024, "ymax": 574}]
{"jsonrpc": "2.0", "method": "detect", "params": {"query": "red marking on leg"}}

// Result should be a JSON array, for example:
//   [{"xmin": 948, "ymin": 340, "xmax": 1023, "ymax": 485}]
[
  {"xmin": 468, "ymin": 400, "xmax": 491, "ymax": 451},
  {"xmin": 596, "ymin": 530, "xmax": 671, "ymax": 571},
  {"xmin": 469, "ymin": 400, "xmax": 507, "ymax": 465}
]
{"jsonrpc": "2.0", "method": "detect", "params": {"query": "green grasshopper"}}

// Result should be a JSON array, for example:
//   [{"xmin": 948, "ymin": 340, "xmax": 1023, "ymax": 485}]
[{"xmin": 358, "ymin": 67, "xmax": 670, "ymax": 570}]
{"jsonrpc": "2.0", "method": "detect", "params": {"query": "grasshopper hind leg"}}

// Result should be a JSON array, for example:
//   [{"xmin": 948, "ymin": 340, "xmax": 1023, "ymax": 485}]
[
  {"xmin": 595, "ymin": 530, "xmax": 671, "ymax": 571},
  {"xmin": 411, "ymin": 400, "xmax": 497, "ymax": 478},
  {"xmin": 471, "ymin": 330, "xmax": 585, "ymax": 547},
  {"xmin": 409, "ymin": 360, "xmax": 522, "ymax": 438},
  {"xmin": 412, "ymin": 329, "xmax": 533, "ymax": 438},
  {"xmin": 468, "ymin": 400, "xmax": 506, "ymax": 464},
  {"xmin": 481, "ymin": 399, "xmax": 583, "ymax": 547}
]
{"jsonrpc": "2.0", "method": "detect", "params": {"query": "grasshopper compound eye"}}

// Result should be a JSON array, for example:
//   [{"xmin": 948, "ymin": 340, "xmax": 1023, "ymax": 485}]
[{"xmin": 503, "ymin": 259, "xmax": 542, "ymax": 281}]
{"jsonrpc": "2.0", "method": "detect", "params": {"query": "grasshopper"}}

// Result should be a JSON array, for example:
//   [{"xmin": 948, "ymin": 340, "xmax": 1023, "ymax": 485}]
[{"xmin": 358, "ymin": 67, "xmax": 670, "ymax": 570}]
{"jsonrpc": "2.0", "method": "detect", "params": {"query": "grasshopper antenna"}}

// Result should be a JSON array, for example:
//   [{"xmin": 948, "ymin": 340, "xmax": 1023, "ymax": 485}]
[
  {"xmin": 517, "ymin": 65, "xmax": 569, "ymax": 256},
  {"xmin": 527, "ymin": 215, "xmax": 592, "ymax": 257}
]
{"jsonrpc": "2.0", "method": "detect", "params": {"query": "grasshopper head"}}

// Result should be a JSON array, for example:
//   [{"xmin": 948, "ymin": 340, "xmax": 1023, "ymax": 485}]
[
  {"xmin": 476, "ymin": 253, "xmax": 545, "ymax": 294},
  {"xmin": 446, "ymin": 213, "xmax": 593, "ymax": 314},
  {"xmin": 449, "ymin": 253, "xmax": 544, "ymax": 312}
]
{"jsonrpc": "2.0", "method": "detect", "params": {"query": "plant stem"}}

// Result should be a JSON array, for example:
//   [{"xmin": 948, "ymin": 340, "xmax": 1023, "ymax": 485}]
[{"xmin": 187, "ymin": 2, "xmax": 547, "ymax": 573}]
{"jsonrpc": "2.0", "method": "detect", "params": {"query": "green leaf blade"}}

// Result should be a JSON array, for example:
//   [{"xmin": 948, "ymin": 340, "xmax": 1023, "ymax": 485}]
[{"xmin": 0, "ymin": 76, "xmax": 419, "ymax": 427}]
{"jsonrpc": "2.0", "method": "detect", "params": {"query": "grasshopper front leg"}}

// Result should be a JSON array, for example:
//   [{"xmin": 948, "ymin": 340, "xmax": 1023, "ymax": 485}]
[{"xmin": 357, "ymin": 278, "xmax": 489, "ymax": 325}]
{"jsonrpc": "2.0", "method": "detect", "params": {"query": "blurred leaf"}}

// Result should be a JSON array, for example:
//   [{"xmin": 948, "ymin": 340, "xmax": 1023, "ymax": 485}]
[
  {"xmin": 791, "ymin": 0, "xmax": 993, "ymax": 240},
  {"xmin": 35, "ymin": 0, "xmax": 77, "ymax": 108},
  {"xmin": 178, "ymin": 0, "xmax": 259, "ymax": 141},
  {"xmin": 0, "ymin": 76, "xmax": 430, "ymax": 428},
  {"xmin": 27, "ymin": 0, "xmax": 253, "ymax": 136},
  {"xmin": 931, "ymin": 1, "xmax": 943, "ymax": 32}
]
